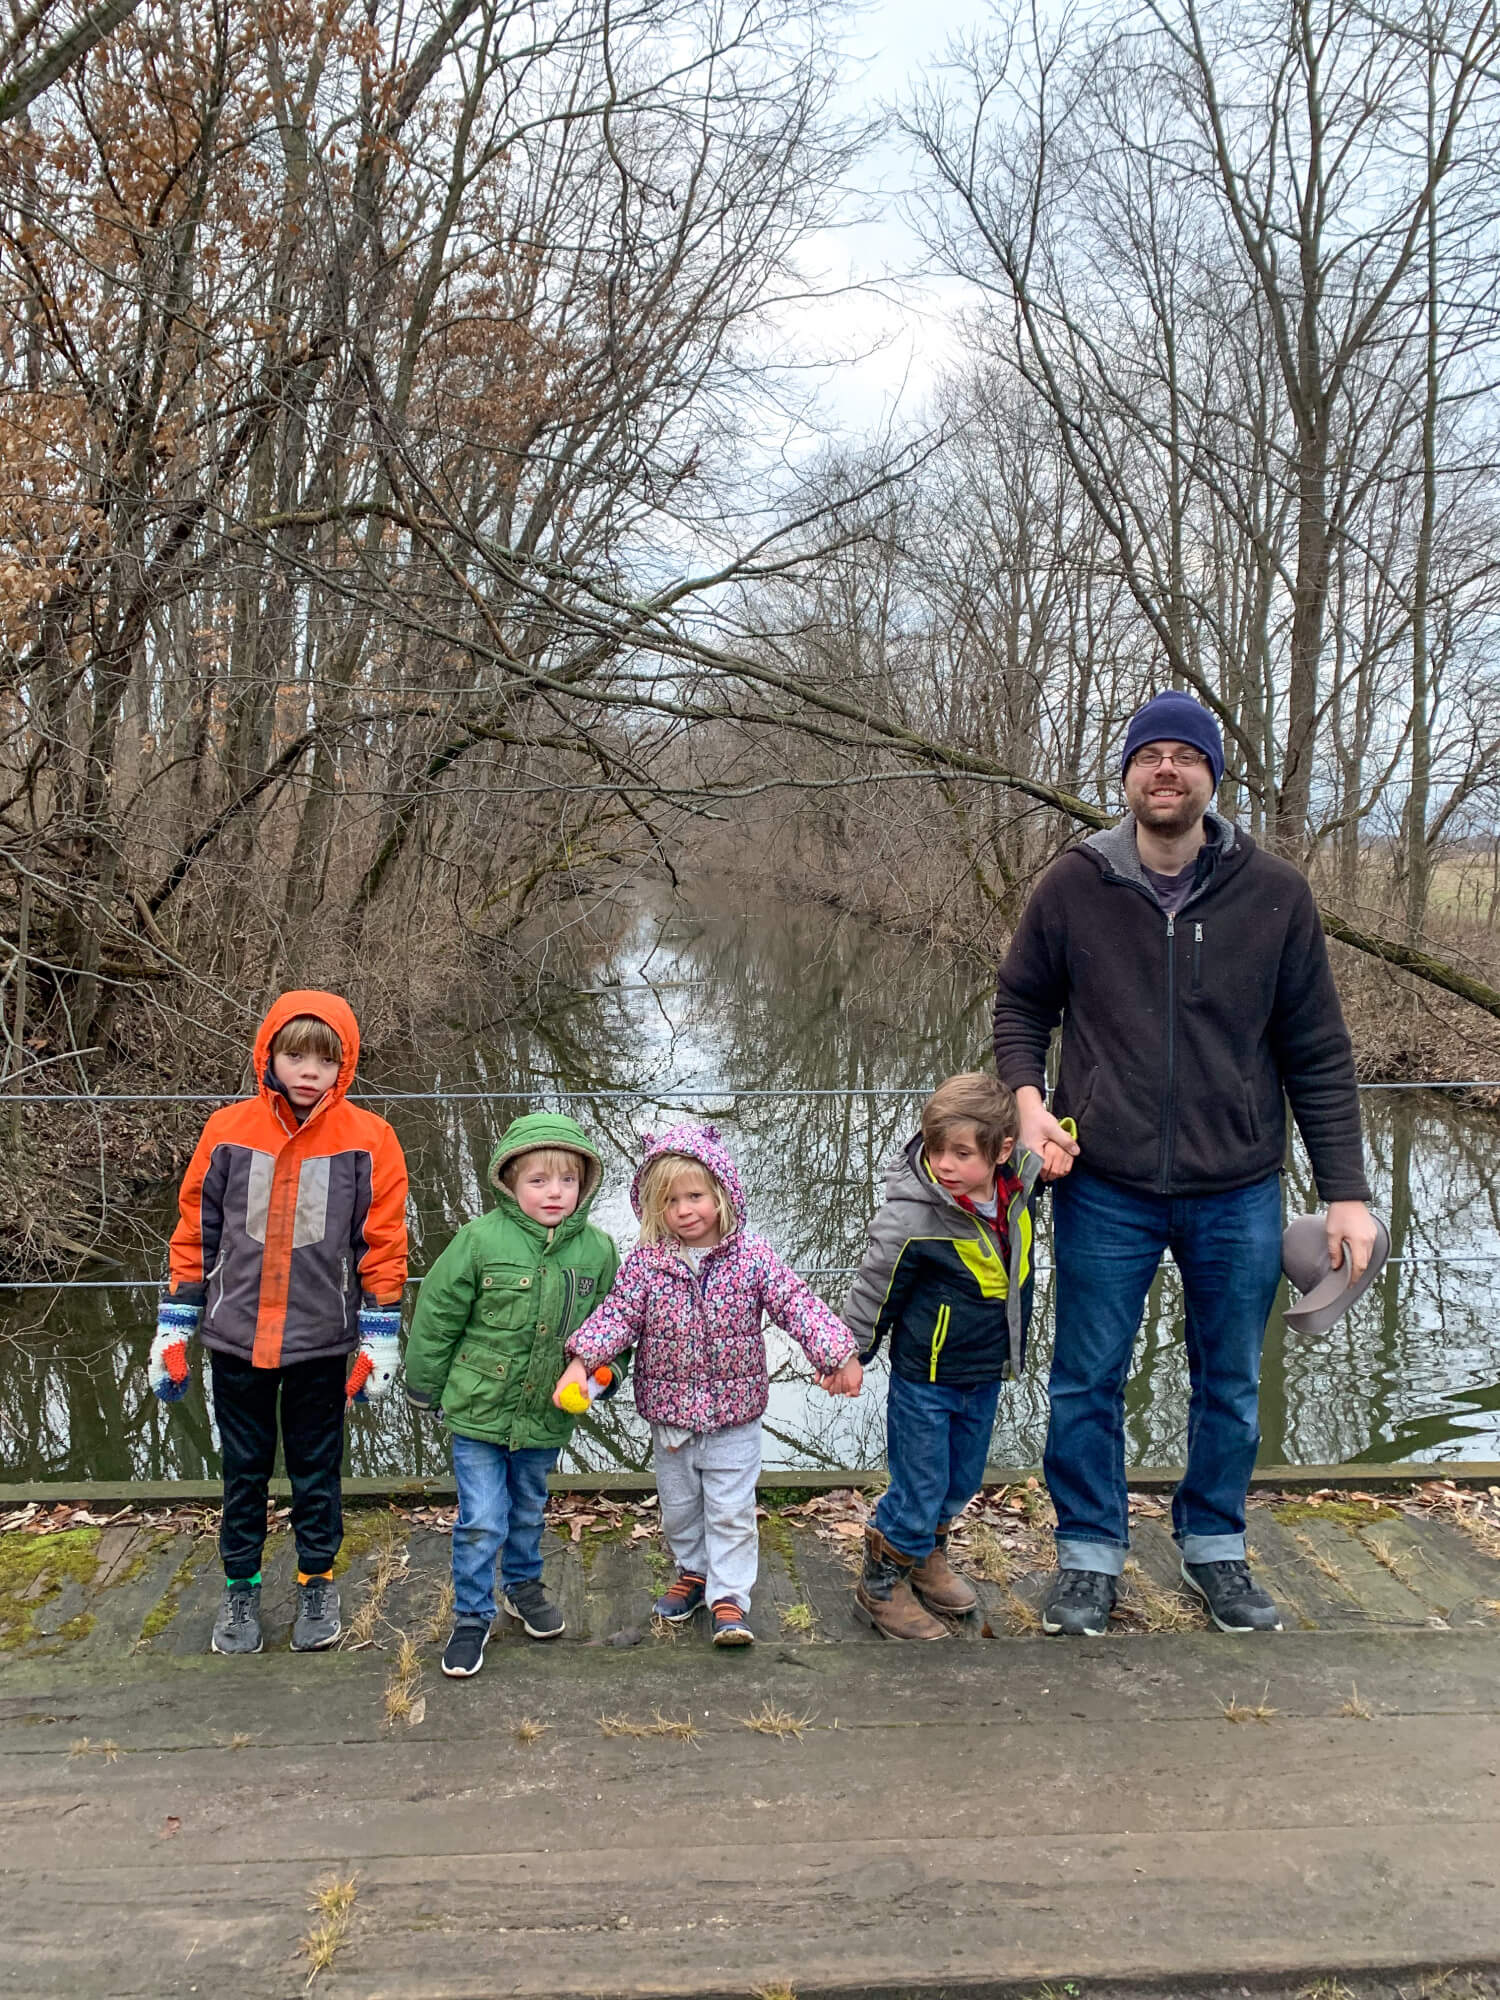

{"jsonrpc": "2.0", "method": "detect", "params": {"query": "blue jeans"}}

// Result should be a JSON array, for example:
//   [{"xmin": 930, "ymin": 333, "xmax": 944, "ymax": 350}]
[
  {"xmin": 874, "ymin": 1370, "xmax": 1002, "ymax": 1560},
  {"xmin": 1046, "ymin": 1168, "xmax": 1283, "ymax": 1575},
  {"xmin": 449, "ymin": 1433, "xmax": 559, "ymax": 1621}
]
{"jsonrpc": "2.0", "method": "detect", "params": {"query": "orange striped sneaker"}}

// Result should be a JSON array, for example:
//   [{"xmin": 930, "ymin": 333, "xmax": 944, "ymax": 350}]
[
  {"xmin": 711, "ymin": 1599, "xmax": 754, "ymax": 1647},
  {"xmin": 652, "ymin": 1571, "xmax": 706, "ymax": 1623}
]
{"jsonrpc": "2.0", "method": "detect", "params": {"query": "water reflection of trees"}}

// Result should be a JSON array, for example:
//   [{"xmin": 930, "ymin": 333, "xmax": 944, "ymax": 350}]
[{"xmin": 4, "ymin": 884, "xmax": 1500, "ymax": 1477}]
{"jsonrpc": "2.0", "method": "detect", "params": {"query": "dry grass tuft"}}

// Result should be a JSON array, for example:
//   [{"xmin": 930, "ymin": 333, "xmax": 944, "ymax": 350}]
[
  {"xmin": 1482, "ymin": 1598, "xmax": 1500, "ymax": 1618},
  {"xmin": 422, "ymin": 1578, "xmax": 455, "ymax": 1648},
  {"xmin": 229, "ymin": 1731, "xmax": 257, "ymax": 1751},
  {"xmin": 299, "ymin": 1871, "xmax": 358, "ymax": 1985},
  {"xmin": 382, "ymin": 1628, "xmax": 423, "ymax": 1728},
  {"xmin": 310, "ymin": 1873, "xmax": 359, "ymax": 1921},
  {"xmin": 1297, "ymin": 1979, "xmax": 1359, "ymax": 2000},
  {"xmin": 752, "ymin": 1984, "xmax": 797, "ymax": 2000},
  {"xmin": 514, "ymin": 1717, "xmax": 550, "ymax": 1746},
  {"xmin": 343, "ymin": 1591, "xmax": 382, "ymax": 1650},
  {"xmin": 1121, "ymin": 1559, "xmax": 1198, "ymax": 1633},
  {"xmin": 597, "ymin": 1711, "xmax": 701, "ymax": 1742},
  {"xmin": 779, "ymin": 1601, "xmax": 816, "ymax": 1635},
  {"xmin": 1362, "ymin": 1533, "xmax": 1417, "ymax": 1583},
  {"xmin": 1414, "ymin": 1973, "xmax": 1484, "ymax": 2000},
  {"xmin": 1339, "ymin": 1684, "xmax": 1374, "ymax": 1720},
  {"xmin": 739, "ymin": 1702, "xmax": 812, "ymax": 1741},
  {"xmin": 965, "ymin": 1524, "xmax": 1012, "ymax": 1584},
  {"xmin": 1004, "ymin": 1587, "xmax": 1044, "ymax": 1634},
  {"xmin": 1441, "ymin": 1499, "xmax": 1500, "ymax": 1563},
  {"xmin": 68, "ymin": 1737, "xmax": 120, "ymax": 1762},
  {"xmin": 1293, "ymin": 1530, "xmax": 1350, "ymax": 1588},
  {"xmin": 341, "ymin": 1525, "xmax": 409, "ymax": 1651},
  {"xmin": 1218, "ymin": 1685, "xmax": 1277, "ymax": 1725},
  {"xmin": 382, "ymin": 1677, "xmax": 418, "ymax": 1727},
  {"xmin": 648, "ymin": 1711, "xmax": 700, "ymax": 1742}
]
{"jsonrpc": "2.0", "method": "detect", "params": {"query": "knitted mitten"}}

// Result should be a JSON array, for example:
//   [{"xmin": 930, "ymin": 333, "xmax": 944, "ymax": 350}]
[
  {"xmin": 149, "ymin": 1300, "xmax": 200, "ymax": 1403},
  {"xmin": 347, "ymin": 1305, "xmax": 402, "ymax": 1405}
]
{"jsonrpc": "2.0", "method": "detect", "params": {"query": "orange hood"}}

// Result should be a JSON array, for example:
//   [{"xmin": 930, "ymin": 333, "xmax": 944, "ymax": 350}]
[{"xmin": 252, "ymin": 990, "xmax": 361, "ymax": 1107}]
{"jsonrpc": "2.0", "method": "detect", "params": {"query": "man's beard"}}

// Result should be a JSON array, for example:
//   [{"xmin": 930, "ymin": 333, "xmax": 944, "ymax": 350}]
[{"xmin": 1134, "ymin": 789, "xmax": 1204, "ymax": 838}]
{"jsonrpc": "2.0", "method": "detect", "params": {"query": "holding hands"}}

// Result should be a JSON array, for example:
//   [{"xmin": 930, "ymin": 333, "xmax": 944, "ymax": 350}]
[
  {"xmin": 817, "ymin": 1356, "xmax": 863, "ymax": 1399},
  {"xmin": 552, "ymin": 1358, "xmax": 591, "ymax": 1408},
  {"xmin": 1016, "ymin": 1085, "xmax": 1079, "ymax": 1182}
]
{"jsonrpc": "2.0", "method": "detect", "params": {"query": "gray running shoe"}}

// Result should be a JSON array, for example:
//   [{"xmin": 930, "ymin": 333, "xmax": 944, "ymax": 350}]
[
  {"xmin": 501, "ymin": 1579, "xmax": 565, "ymax": 1639},
  {"xmin": 211, "ymin": 1582, "xmax": 263, "ymax": 1655},
  {"xmin": 1181, "ymin": 1558, "xmax": 1283, "ymax": 1632},
  {"xmin": 291, "ymin": 1576, "xmax": 341, "ymax": 1651},
  {"xmin": 1041, "ymin": 1568, "xmax": 1116, "ymax": 1636}
]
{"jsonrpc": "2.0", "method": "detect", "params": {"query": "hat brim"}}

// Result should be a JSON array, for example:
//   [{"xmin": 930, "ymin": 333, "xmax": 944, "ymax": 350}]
[{"xmin": 1283, "ymin": 1215, "xmax": 1391, "ymax": 1335}]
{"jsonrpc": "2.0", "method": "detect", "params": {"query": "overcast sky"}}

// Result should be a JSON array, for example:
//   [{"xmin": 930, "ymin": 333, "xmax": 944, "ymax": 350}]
[{"xmin": 787, "ymin": 0, "xmax": 997, "ymax": 438}]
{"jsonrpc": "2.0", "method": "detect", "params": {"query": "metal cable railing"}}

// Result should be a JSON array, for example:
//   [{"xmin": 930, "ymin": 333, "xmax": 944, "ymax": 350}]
[
  {"xmin": 0, "ymin": 1254, "xmax": 1494, "ymax": 1292},
  {"xmin": 4, "ymin": 1079, "xmax": 1500, "ymax": 1104},
  {"xmin": 2, "ymin": 1077, "xmax": 1496, "ymax": 1288}
]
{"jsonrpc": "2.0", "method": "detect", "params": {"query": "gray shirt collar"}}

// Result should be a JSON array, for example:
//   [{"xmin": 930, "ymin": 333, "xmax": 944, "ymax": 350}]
[{"xmin": 1082, "ymin": 807, "xmax": 1239, "ymax": 892}]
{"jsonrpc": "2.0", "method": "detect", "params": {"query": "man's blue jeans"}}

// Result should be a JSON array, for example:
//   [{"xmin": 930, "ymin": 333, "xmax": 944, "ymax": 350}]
[
  {"xmin": 1046, "ymin": 1167, "xmax": 1283, "ymax": 1575},
  {"xmin": 874, "ymin": 1370, "xmax": 1002, "ymax": 1560},
  {"xmin": 449, "ymin": 1433, "xmax": 559, "ymax": 1621}
]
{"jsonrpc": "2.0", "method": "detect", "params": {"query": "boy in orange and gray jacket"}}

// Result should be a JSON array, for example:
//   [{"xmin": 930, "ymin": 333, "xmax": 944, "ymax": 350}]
[{"xmin": 151, "ymin": 990, "xmax": 408, "ymax": 1656}]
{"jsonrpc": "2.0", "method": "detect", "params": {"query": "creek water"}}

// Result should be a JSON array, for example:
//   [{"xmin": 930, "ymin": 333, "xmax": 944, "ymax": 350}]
[{"xmin": 3, "ymin": 884, "xmax": 1500, "ymax": 1481}]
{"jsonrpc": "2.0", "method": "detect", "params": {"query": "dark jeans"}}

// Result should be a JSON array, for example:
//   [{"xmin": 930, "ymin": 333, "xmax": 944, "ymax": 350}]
[
  {"xmin": 211, "ymin": 1350, "xmax": 346, "ymax": 1579},
  {"xmin": 874, "ymin": 1369, "xmax": 1002, "ymax": 1560},
  {"xmin": 1046, "ymin": 1168, "xmax": 1283, "ymax": 1574},
  {"xmin": 449, "ymin": 1433, "xmax": 559, "ymax": 1621}
]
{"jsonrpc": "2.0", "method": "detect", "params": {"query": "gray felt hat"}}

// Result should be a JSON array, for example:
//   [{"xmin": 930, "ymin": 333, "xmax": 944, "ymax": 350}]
[{"xmin": 1281, "ymin": 1212, "xmax": 1391, "ymax": 1335}]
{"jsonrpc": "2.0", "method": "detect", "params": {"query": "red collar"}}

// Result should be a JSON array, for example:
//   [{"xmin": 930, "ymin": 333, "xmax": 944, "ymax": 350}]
[{"xmin": 954, "ymin": 1162, "xmax": 1020, "ymax": 1216}]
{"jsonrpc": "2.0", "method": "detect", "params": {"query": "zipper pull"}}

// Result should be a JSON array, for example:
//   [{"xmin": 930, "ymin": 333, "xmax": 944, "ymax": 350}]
[
  {"xmin": 1166, "ymin": 913, "xmax": 1175, "ymax": 937},
  {"xmin": 546, "ymin": 1226, "xmax": 555, "ymax": 1248}
]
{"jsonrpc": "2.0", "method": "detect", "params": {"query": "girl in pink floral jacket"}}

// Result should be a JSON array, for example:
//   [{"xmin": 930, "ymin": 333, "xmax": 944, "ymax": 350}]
[{"xmin": 554, "ymin": 1122, "xmax": 860, "ymax": 1645}]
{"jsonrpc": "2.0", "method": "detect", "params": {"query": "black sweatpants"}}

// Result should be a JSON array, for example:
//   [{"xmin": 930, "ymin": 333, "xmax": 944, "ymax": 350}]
[{"xmin": 210, "ymin": 1350, "xmax": 347, "ymax": 1579}]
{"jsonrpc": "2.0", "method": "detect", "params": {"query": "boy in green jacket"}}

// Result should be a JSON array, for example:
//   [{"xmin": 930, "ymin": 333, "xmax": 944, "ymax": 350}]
[{"xmin": 404, "ymin": 1113, "xmax": 619, "ymax": 1678}]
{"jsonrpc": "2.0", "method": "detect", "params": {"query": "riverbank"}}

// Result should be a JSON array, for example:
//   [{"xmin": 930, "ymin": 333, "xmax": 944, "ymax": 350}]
[{"xmin": 3, "ymin": 1477, "xmax": 1499, "ymax": 1997}]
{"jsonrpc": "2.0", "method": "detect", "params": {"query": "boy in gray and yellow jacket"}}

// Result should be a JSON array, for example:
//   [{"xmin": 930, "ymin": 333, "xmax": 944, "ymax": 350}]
[{"xmin": 843, "ymin": 1073, "xmax": 1043, "ymax": 1640}]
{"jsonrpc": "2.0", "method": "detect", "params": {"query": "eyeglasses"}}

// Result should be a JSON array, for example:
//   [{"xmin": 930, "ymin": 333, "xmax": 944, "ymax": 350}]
[{"xmin": 1130, "ymin": 745, "xmax": 1208, "ymax": 771}]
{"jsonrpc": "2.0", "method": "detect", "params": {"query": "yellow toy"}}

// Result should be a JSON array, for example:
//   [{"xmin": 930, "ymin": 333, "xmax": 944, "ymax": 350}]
[{"xmin": 556, "ymin": 1365, "xmax": 615, "ymax": 1414}]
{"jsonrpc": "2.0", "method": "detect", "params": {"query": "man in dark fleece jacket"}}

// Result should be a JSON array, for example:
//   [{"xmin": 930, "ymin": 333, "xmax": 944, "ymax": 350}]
[{"xmin": 993, "ymin": 691, "xmax": 1379, "ymax": 1639}]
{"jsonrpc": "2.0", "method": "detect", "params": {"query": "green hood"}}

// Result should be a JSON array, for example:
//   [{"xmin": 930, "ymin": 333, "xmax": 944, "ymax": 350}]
[{"xmin": 488, "ymin": 1112, "xmax": 604, "ymax": 1209}]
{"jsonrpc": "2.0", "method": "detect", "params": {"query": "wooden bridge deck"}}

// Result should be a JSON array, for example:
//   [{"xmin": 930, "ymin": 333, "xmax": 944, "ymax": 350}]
[{"xmin": 2, "ymin": 1480, "xmax": 1499, "ymax": 1998}]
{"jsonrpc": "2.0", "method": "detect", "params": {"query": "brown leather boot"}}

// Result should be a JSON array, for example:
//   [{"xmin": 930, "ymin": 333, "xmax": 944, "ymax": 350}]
[
  {"xmin": 853, "ymin": 1527, "xmax": 947, "ymax": 1640},
  {"xmin": 910, "ymin": 1524, "xmax": 978, "ymax": 1616}
]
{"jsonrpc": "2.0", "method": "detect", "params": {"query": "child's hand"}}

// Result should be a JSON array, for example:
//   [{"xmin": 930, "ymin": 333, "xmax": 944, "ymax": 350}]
[
  {"xmin": 817, "ymin": 1356, "xmax": 863, "ymax": 1398},
  {"xmin": 149, "ymin": 1301, "xmax": 199, "ymax": 1404},
  {"xmin": 552, "ymin": 1358, "xmax": 591, "ymax": 1409}
]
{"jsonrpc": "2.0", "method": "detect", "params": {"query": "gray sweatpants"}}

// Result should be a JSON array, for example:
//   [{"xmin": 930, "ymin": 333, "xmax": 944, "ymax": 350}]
[{"xmin": 652, "ymin": 1419, "xmax": 761, "ymax": 1612}]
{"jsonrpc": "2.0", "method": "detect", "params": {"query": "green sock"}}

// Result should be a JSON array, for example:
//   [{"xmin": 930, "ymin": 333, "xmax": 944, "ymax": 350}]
[{"xmin": 226, "ymin": 1572, "xmax": 261, "ymax": 1589}]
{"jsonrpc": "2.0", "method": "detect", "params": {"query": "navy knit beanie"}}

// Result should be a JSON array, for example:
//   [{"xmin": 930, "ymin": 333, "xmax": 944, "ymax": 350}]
[{"xmin": 1120, "ymin": 692, "xmax": 1224, "ymax": 788}]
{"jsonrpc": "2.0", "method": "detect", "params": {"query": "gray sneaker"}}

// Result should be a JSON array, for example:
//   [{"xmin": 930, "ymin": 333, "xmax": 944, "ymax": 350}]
[
  {"xmin": 1181, "ymin": 1558, "xmax": 1283, "ymax": 1633},
  {"xmin": 211, "ymin": 1582, "xmax": 263, "ymax": 1655},
  {"xmin": 501, "ymin": 1578, "xmax": 565, "ymax": 1639},
  {"xmin": 1041, "ymin": 1568, "xmax": 1116, "ymax": 1636},
  {"xmin": 291, "ymin": 1576, "xmax": 341, "ymax": 1651}
]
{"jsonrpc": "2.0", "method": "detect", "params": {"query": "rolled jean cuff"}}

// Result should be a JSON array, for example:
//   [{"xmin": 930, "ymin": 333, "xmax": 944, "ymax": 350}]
[
  {"xmin": 1179, "ymin": 1533, "xmax": 1247, "ymax": 1565},
  {"xmin": 1055, "ymin": 1536, "xmax": 1127, "ymax": 1577}
]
